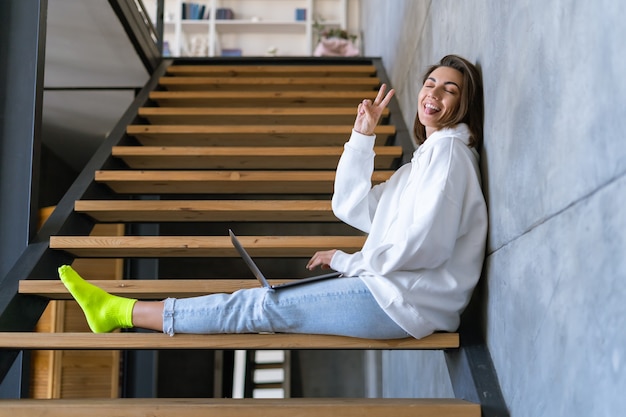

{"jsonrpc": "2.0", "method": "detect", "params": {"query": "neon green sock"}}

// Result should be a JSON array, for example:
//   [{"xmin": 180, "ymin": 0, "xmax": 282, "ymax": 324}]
[{"xmin": 58, "ymin": 265, "xmax": 137, "ymax": 333}]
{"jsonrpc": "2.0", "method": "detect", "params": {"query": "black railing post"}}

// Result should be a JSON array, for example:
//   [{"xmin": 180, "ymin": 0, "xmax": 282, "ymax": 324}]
[
  {"xmin": 0, "ymin": 0, "xmax": 48, "ymax": 398},
  {"xmin": 156, "ymin": 0, "xmax": 165, "ymax": 55}
]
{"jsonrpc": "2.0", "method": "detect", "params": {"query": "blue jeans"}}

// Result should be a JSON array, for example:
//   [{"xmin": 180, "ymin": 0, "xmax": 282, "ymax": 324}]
[{"xmin": 162, "ymin": 277, "xmax": 409, "ymax": 339}]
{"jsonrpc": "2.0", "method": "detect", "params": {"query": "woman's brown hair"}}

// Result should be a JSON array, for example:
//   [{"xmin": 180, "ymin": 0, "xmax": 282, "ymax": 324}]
[{"xmin": 413, "ymin": 55, "xmax": 484, "ymax": 149}]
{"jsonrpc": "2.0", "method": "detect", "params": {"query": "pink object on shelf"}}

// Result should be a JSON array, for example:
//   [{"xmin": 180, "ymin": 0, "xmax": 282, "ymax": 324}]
[{"xmin": 313, "ymin": 38, "xmax": 359, "ymax": 57}]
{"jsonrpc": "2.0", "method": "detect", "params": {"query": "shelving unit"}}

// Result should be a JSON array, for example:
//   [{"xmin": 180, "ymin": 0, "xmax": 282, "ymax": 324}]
[{"xmin": 151, "ymin": 0, "xmax": 354, "ymax": 57}]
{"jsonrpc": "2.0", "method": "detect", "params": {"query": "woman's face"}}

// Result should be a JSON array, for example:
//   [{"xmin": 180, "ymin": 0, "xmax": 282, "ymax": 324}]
[{"xmin": 417, "ymin": 66, "xmax": 464, "ymax": 137}]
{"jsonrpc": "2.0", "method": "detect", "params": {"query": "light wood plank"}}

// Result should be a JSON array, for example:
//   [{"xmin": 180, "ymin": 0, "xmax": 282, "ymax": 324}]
[
  {"xmin": 166, "ymin": 64, "xmax": 377, "ymax": 77},
  {"xmin": 0, "ymin": 333, "xmax": 460, "ymax": 350},
  {"xmin": 0, "ymin": 398, "xmax": 479, "ymax": 417},
  {"xmin": 74, "ymin": 200, "xmax": 338, "ymax": 222},
  {"xmin": 94, "ymin": 170, "xmax": 394, "ymax": 194},
  {"xmin": 126, "ymin": 124, "xmax": 396, "ymax": 146},
  {"xmin": 159, "ymin": 76, "xmax": 381, "ymax": 91},
  {"xmin": 20, "ymin": 279, "xmax": 293, "ymax": 299},
  {"xmin": 112, "ymin": 146, "xmax": 401, "ymax": 170},
  {"xmin": 149, "ymin": 90, "xmax": 376, "ymax": 107},
  {"xmin": 49, "ymin": 235, "xmax": 366, "ymax": 258},
  {"xmin": 137, "ymin": 107, "xmax": 388, "ymax": 125}
]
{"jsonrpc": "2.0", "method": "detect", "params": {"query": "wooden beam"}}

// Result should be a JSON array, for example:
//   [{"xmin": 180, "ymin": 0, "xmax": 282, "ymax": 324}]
[
  {"xmin": 166, "ymin": 64, "xmax": 378, "ymax": 77},
  {"xmin": 49, "ymin": 235, "xmax": 366, "ymax": 258},
  {"xmin": 148, "ymin": 91, "xmax": 379, "ymax": 107},
  {"xmin": 74, "ymin": 200, "xmax": 338, "ymax": 222},
  {"xmin": 112, "ymin": 146, "xmax": 401, "ymax": 170},
  {"xmin": 94, "ymin": 170, "xmax": 394, "ymax": 194},
  {"xmin": 137, "ymin": 107, "xmax": 387, "ymax": 125},
  {"xmin": 20, "ymin": 279, "xmax": 292, "ymax": 299},
  {"xmin": 0, "ymin": 332, "xmax": 460, "ymax": 350},
  {"xmin": 0, "ymin": 398, "xmax": 479, "ymax": 417},
  {"xmin": 159, "ymin": 77, "xmax": 381, "ymax": 91},
  {"xmin": 126, "ymin": 124, "xmax": 396, "ymax": 146}
]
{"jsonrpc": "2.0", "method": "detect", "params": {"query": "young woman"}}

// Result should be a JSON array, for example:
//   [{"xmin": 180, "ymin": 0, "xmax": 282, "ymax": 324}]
[{"xmin": 59, "ymin": 54, "xmax": 487, "ymax": 340}]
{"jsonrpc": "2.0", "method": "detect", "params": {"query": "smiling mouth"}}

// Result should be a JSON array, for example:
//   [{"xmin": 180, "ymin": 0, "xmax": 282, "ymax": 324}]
[{"xmin": 424, "ymin": 103, "xmax": 441, "ymax": 115}]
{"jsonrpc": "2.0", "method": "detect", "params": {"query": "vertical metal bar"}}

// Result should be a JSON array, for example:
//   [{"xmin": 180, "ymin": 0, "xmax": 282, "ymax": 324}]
[
  {"xmin": 156, "ymin": 0, "xmax": 165, "ymax": 55},
  {"xmin": 0, "ymin": 0, "xmax": 47, "ymax": 286},
  {"xmin": 0, "ymin": 0, "xmax": 48, "ymax": 398}
]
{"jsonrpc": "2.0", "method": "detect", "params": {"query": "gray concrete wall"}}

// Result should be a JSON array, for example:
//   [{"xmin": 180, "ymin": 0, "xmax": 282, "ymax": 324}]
[{"xmin": 360, "ymin": 1, "xmax": 626, "ymax": 415}]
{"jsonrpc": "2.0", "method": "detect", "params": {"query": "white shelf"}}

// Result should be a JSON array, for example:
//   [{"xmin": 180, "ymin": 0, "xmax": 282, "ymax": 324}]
[
  {"xmin": 157, "ymin": 0, "xmax": 353, "ymax": 57},
  {"xmin": 216, "ymin": 20, "xmax": 307, "ymax": 33}
]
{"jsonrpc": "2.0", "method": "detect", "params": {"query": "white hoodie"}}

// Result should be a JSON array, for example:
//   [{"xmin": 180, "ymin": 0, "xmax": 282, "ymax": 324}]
[{"xmin": 330, "ymin": 123, "xmax": 488, "ymax": 339}]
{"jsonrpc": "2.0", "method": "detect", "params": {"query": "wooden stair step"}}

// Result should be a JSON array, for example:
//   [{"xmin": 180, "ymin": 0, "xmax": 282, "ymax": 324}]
[
  {"xmin": 159, "ymin": 76, "xmax": 381, "ymax": 91},
  {"xmin": 149, "ymin": 91, "xmax": 382, "ymax": 107},
  {"xmin": 126, "ymin": 125, "xmax": 396, "ymax": 146},
  {"xmin": 137, "ymin": 107, "xmax": 387, "ymax": 125},
  {"xmin": 166, "ymin": 64, "xmax": 377, "ymax": 77},
  {"xmin": 0, "ymin": 398, "xmax": 479, "ymax": 417},
  {"xmin": 49, "ymin": 235, "xmax": 366, "ymax": 258},
  {"xmin": 94, "ymin": 170, "xmax": 394, "ymax": 194},
  {"xmin": 112, "ymin": 146, "xmax": 401, "ymax": 170},
  {"xmin": 20, "ymin": 279, "xmax": 297, "ymax": 299},
  {"xmin": 0, "ymin": 332, "xmax": 459, "ymax": 350},
  {"xmin": 74, "ymin": 200, "xmax": 338, "ymax": 222}
]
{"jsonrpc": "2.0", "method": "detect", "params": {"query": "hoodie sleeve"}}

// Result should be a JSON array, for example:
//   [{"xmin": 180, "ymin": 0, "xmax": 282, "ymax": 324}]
[
  {"xmin": 331, "ymin": 137, "xmax": 468, "ymax": 276},
  {"xmin": 331, "ymin": 130, "xmax": 387, "ymax": 233}
]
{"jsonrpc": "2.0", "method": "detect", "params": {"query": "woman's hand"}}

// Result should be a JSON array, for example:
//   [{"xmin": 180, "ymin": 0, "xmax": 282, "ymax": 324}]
[
  {"xmin": 353, "ymin": 84, "xmax": 395, "ymax": 136},
  {"xmin": 306, "ymin": 249, "xmax": 338, "ymax": 271}
]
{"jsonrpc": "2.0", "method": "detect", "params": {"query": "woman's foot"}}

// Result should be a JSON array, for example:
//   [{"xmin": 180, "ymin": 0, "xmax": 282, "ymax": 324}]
[{"xmin": 58, "ymin": 265, "xmax": 137, "ymax": 333}]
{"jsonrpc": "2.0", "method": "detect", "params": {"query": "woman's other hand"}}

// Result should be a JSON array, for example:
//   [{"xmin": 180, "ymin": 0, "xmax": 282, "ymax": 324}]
[
  {"xmin": 353, "ymin": 84, "xmax": 395, "ymax": 136},
  {"xmin": 306, "ymin": 249, "xmax": 338, "ymax": 271}
]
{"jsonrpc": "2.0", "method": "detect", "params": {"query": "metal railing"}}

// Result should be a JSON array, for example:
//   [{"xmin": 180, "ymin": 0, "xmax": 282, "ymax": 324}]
[
  {"xmin": 0, "ymin": 58, "xmax": 171, "ymax": 390},
  {"xmin": 109, "ymin": 0, "xmax": 164, "ymax": 73}
]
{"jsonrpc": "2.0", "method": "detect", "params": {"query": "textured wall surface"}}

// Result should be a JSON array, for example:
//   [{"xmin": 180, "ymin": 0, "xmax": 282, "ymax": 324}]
[{"xmin": 360, "ymin": 1, "xmax": 626, "ymax": 415}]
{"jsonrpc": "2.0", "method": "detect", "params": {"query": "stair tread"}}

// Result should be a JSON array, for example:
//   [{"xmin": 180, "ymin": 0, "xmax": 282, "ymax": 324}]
[
  {"xmin": 137, "ymin": 107, "xmax": 387, "ymax": 125},
  {"xmin": 0, "ymin": 332, "xmax": 460, "ymax": 350},
  {"xmin": 74, "ymin": 199, "xmax": 338, "ymax": 222},
  {"xmin": 148, "ymin": 90, "xmax": 381, "ymax": 107},
  {"xmin": 1, "ymin": 398, "xmax": 480, "ymax": 417},
  {"xmin": 112, "ymin": 146, "xmax": 401, "ymax": 170},
  {"xmin": 94, "ymin": 170, "xmax": 394, "ymax": 194},
  {"xmin": 126, "ymin": 124, "xmax": 395, "ymax": 146},
  {"xmin": 138, "ymin": 107, "xmax": 384, "ymax": 116},
  {"xmin": 20, "ymin": 279, "xmax": 296, "ymax": 299},
  {"xmin": 49, "ymin": 235, "xmax": 366, "ymax": 257},
  {"xmin": 159, "ymin": 76, "xmax": 380, "ymax": 88},
  {"xmin": 166, "ymin": 64, "xmax": 378, "ymax": 77}
]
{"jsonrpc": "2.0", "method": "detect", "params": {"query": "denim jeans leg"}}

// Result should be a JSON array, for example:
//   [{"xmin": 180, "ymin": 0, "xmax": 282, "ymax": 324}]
[{"xmin": 162, "ymin": 277, "xmax": 409, "ymax": 339}]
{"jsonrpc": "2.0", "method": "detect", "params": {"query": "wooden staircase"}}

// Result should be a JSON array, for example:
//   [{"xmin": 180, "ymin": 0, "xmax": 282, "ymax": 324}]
[{"xmin": 0, "ymin": 60, "xmax": 479, "ymax": 416}]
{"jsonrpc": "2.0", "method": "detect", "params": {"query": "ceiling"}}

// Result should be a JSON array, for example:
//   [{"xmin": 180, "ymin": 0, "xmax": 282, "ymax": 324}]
[{"xmin": 43, "ymin": 0, "xmax": 150, "ymax": 171}]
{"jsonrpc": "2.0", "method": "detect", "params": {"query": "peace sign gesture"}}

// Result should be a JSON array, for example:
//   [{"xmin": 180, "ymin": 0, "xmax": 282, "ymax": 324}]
[{"xmin": 353, "ymin": 84, "xmax": 395, "ymax": 136}]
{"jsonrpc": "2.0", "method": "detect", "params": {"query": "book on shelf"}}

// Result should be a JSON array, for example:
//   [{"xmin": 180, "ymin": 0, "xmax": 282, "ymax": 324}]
[
  {"xmin": 181, "ymin": 2, "xmax": 209, "ymax": 20},
  {"xmin": 295, "ymin": 8, "xmax": 307, "ymax": 21},
  {"xmin": 221, "ymin": 48, "xmax": 242, "ymax": 57},
  {"xmin": 216, "ymin": 8, "xmax": 235, "ymax": 20},
  {"xmin": 181, "ymin": 3, "xmax": 235, "ymax": 20}
]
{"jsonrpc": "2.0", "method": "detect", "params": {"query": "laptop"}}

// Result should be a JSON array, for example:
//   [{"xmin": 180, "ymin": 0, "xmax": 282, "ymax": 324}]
[{"xmin": 229, "ymin": 229, "xmax": 342, "ymax": 290}]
